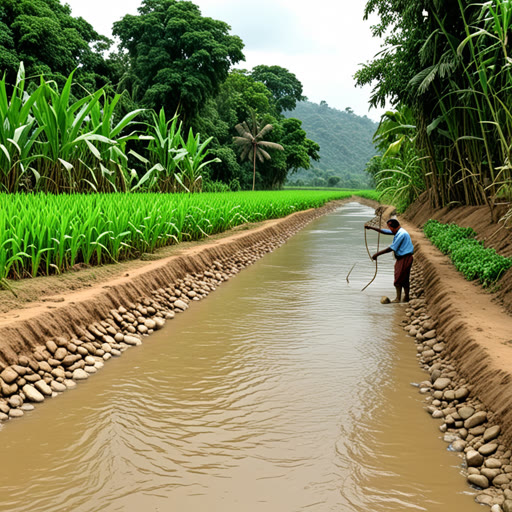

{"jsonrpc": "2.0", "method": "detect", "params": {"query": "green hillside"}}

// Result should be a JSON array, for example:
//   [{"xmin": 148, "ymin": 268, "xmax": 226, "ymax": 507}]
[{"xmin": 285, "ymin": 101, "xmax": 379, "ymax": 188}]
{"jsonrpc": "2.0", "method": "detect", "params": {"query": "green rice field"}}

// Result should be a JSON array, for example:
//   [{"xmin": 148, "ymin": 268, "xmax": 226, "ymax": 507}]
[{"xmin": 0, "ymin": 190, "xmax": 378, "ymax": 280}]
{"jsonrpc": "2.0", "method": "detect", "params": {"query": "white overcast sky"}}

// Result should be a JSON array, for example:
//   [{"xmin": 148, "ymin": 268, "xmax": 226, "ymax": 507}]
[{"xmin": 65, "ymin": 0, "xmax": 387, "ymax": 121}]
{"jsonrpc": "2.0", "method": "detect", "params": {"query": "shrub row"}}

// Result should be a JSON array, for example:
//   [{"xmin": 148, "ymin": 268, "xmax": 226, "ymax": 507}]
[{"xmin": 423, "ymin": 220, "xmax": 512, "ymax": 286}]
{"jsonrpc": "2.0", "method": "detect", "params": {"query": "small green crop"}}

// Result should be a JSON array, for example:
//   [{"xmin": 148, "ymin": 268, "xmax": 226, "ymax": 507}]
[{"xmin": 423, "ymin": 219, "xmax": 512, "ymax": 286}]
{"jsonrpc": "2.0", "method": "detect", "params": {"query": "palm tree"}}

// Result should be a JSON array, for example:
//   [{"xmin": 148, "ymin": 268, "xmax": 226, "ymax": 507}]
[{"xmin": 233, "ymin": 112, "xmax": 284, "ymax": 190}]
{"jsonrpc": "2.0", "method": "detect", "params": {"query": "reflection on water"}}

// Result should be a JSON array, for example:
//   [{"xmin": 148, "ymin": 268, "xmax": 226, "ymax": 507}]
[{"xmin": 0, "ymin": 203, "xmax": 480, "ymax": 512}]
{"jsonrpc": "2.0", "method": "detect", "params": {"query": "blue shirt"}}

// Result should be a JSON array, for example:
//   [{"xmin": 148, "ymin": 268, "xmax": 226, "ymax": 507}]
[{"xmin": 382, "ymin": 227, "xmax": 414, "ymax": 257}]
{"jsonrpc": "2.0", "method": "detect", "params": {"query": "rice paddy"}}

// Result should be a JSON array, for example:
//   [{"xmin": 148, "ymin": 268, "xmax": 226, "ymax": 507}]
[{"xmin": 0, "ymin": 190, "xmax": 378, "ymax": 280}]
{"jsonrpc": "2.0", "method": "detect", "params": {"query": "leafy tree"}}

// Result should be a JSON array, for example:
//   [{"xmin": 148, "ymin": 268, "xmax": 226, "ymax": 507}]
[
  {"xmin": 251, "ymin": 65, "xmax": 306, "ymax": 114},
  {"xmin": 328, "ymin": 176, "xmax": 341, "ymax": 187},
  {"xmin": 233, "ymin": 112, "xmax": 284, "ymax": 190},
  {"xmin": 113, "ymin": 0, "xmax": 245, "ymax": 125},
  {"xmin": 280, "ymin": 117, "xmax": 320, "ymax": 174},
  {"xmin": 0, "ymin": 0, "xmax": 112, "ymax": 91}
]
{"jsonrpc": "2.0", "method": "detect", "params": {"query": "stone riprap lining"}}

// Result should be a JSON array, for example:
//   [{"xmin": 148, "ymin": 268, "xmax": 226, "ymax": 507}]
[
  {"xmin": 404, "ymin": 263, "xmax": 512, "ymax": 512},
  {"xmin": 0, "ymin": 200, "xmax": 346, "ymax": 422}
]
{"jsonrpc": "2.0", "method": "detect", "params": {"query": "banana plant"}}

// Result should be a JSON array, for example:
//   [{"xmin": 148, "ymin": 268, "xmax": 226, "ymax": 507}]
[
  {"xmin": 177, "ymin": 128, "xmax": 220, "ymax": 193},
  {"xmin": 0, "ymin": 63, "xmax": 45, "ymax": 192}
]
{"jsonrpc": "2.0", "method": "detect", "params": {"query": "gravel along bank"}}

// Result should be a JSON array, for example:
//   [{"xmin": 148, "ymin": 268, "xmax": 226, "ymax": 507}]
[
  {"xmin": 0, "ymin": 200, "xmax": 348, "ymax": 423},
  {"xmin": 403, "ymin": 262, "xmax": 512, "ymax": 511}
]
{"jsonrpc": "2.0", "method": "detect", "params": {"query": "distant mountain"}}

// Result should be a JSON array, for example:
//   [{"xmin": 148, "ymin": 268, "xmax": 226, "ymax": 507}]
[{"xmin": 285, "ymin": 101, "xmax": 379, "ymax": 188}]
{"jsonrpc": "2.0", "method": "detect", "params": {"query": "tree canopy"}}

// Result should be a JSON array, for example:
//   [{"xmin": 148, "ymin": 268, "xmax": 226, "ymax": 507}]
[
  {"xmin": 355, "ymin": 0, "xmax": 512, "ymax": 215},
  {"xmin": 250, "ymin": 65, "xmax": 306, "ymax": 114},
  {"xmin": 113, "ymin": 0, "xmax": 245, "ymax": 123},
  {"xmin": 0, "ymin": 0, "xmax": 327, "ymax": 192},
  {"xmin": 0, "ymin": 0, "xmax": 112, "ymax": 90}
]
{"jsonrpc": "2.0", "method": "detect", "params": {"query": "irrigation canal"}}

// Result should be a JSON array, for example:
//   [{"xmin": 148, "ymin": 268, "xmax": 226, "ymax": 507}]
[{"xmin": 0, "ymin": 202, "xmax": 481, "ymax": 511}]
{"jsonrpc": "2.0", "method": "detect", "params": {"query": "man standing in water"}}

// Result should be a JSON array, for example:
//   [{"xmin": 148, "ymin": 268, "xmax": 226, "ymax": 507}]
[{"xmin": 365, "ymin": 219, "xmax": 414, "ymax": 303}]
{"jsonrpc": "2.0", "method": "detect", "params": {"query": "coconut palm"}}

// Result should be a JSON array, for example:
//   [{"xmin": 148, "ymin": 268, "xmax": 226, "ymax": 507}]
[{"xmin": 233, "ymin": 112, "xmax": 284, "ymax": 190}]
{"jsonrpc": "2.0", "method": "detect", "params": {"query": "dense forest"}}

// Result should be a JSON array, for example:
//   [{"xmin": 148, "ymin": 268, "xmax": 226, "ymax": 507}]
[
  {"xmin": 356, "ymin": 0, "xmax": 512, "ymax": 219},
  {"xmin": 0, "ymin": 0, "xmax": 345, "ymax": 193},
  {"xmin": 285, "ymin": 101, "xmax": 378, "ymax": 189}
]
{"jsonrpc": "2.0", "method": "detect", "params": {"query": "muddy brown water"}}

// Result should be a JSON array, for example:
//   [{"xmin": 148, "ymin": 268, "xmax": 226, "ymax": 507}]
[{"xmin": 0, "ymin": 202, "xmax": 482, "ymax": 512}]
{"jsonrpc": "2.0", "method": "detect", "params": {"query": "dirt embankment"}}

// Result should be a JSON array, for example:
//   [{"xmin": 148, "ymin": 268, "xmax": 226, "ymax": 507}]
[
  {"xmin": 401, "ymin": 195, "xmax": 512, "ymax": 446},
  {"xmin": 0, "ymin": 200, "xmax": 347, "ymax": 366}
]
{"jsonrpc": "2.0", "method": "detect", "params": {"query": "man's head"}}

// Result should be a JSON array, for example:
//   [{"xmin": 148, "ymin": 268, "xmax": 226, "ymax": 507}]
[{"xmin": 387, "ymin": 218, "xmax": 400, "ymax": 234}]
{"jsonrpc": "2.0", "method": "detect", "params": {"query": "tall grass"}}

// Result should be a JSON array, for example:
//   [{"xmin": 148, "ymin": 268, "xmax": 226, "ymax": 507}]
[
  {"xmin": 0, "ymin": 66, "xmax": 217, "ymax": 194},
  {"xmin": 0, "ymin": 190, "xmax": 369, "ymax": 280}
]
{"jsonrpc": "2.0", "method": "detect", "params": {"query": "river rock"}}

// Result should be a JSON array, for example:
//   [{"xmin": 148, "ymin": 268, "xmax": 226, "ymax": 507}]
[
  {"xmin": 174, "ymin": 299, "xmax": 188, "ymax": 311},
  {"xmin": 467, "ymin": 450, "xmax": 485, "ymax": 467},
  {"xmin": 479, "ymin": 443, "xmax": 499, "ymax": 456},
  {"xmin": 450, "ymin": 439, "xmax": 466, "ymax": 452},
  {"xmin": 22, "ymin": 384, "xmax": 45, "ymax": 403},
  {"xmin": 64, "ymin": 379, "xmax": 77, "ymax": 389},
  {"xmin": 433, "ymin": 378, "xmax": 451, "ymax": 391},
  {"xmin": 465, "ymin": 411, "xmax": 487, "ymax": 429},
  {"xmin": 18, "ymin": 356, "xmax": 29, "ymax": 367},
  {"xmin": 484, "ymin": 425, "xmax": 501, "ymax": 443},
  {"xmin": 21, "ymin": 403, "xmax": 35, "ymax": 411},
  {"xmin": 494, "ymin": 474, "xmax": 510, "ymax": 486},
  {"xmin": 123, "ymin": 336, "xmax": 141, "ymax": 346},
  {"xmin": 46, "ymin": 340, "xmax": 58, "ymax": 354},
  {"xmin": 458, "ymin": 406, "xmax": 475, "ymax": 420},
  {"xmin": 38, "ymin": 361, "xmax": 52, "ymax": 373},
  {"xmin": 114, "ymin": 333, "xmax": 124, "ymax": 343},
  {"xmin": 486, "ymin": 458, "xmax": 503, "ymax": 469},
  {"xmin": 481, "ymin": 468, "xmax": 501, "ymax": 480},
  {"xmin": 468, "ymin": 474, "xmax": 489, "ymax": 489},
  {"xmin": 432, "ymin": 343, "xmax": 445, "ymax": 353},
  {"xmin": 430, "ymin": 370, "xmax": 441, "ymax": 384},
  {"xmin": 34, "ymin": 380, "xmax": 52, "ymax": 396},
  {"xmin": 7, "ymin": 395, "xmax": 22, "ymax": 408},
  {"xmin": 50, "ymin": 381, "xmax": 67, "ymax": 393},
  {"xmin": 72, "ymin": 369, "xmax": 89, "ymax": 380},
  {"xmin": 54, "ymin": 347, "xmax": 67, "ymax": 360},
  {"xmin": 0, "ymin": 367, "xmax": 18, "ymax": 384},
  {"xmin": 476, "ymin": 494, "xmax": 494, "ymax": 506},
  {"xmin": 455, "ymin": 388, "xmax": 470, "ymax": 400},
  {"xmin": 380, "ymin": 296, "xmax": 391, "ymax": 304},
  {"xmin": 11, "ymin": 365, "xmax": 26, "ymax": 377},
  {"xmin": 1, "ymin": 379, "xmax": 18, "ymax": 396},
  {"xmin": 154, "ymin": 317, "xmax": 165, "ymax": 329},
  {"xmin": 144, "ymin": 319, "xmax": 156, "ymax": 330},
  {"xmin": 51, "ymin": 368, "xmax": 65, "ymax": 380},
  {"xmin": 444, "ymin": 389, "xmax": 455, "ymax": 401},
  {"xmin": 424, "ymin": 329, "xmax": 437, "ymax": 339},
  {"xmin": 9, "ymin": 408, "xmax": 24, "ymax": 418},
  {"xmin": 503, "ymin": 500, "xmax": 512, "ymax": 512},
  {"xmin": 62, "ymin": 355, "xmax": 77, "ymax": 367},
  {"xmin": 101, "ymin": 343, "xmax": 112, "ymax": 353}
]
